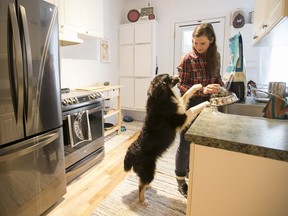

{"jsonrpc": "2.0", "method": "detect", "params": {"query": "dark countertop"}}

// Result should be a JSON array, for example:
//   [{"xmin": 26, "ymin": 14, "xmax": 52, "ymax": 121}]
[{"xmin": 185, "ymin": 99, "xmax": 288, "ymax": 162}]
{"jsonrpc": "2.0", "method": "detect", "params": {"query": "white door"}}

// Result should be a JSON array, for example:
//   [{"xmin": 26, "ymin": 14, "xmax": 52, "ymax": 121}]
[
  {"xmin": 119, "ymin": 25, "xmax": 134, "ymax": 45},
  {"xmin": 120, "ymin": 78, "xmax": 134, "ymax": 108},
  {"xmin": 135, "ymin": 22, "xmax": 152, "ymax": 43},
  {"xmin": 119, "ymin": 46, "xmax": 134, "ymax": 76},
  {"xmin": 135, "ymin": 44, "xmax": 152, "ymax": 77},
  {"xmin": 174, "ymin": 17, "xmax": 226, "ymax": 75},
  {"xmin": 134, "ymin": 78, "xmax": 152, "ymax": 110}
]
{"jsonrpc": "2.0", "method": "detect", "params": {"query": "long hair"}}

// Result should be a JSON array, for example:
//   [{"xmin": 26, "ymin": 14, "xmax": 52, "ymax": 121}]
[{"xmin": 192, "ymin": 23, "xmax": 219, "ymax": 76}]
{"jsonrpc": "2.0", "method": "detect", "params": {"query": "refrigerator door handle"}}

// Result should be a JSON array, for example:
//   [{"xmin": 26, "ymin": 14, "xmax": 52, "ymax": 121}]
[
  {"xmin": 19, "ymin": 5, "xmax": 33, "ymax": 123},
  {"xmin": 8, "ymin": 3, "xmax": 24, "ymax": 124},
  {"xmin": 0, "ymin": 132, "xmax": 59, "ymax": 162}
]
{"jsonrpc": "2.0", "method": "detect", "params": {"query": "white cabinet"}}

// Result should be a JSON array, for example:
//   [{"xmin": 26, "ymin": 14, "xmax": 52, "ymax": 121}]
[
  {"xmin": 59, "ymin": 0, "xmax": 103, "ymax": 39},
  {"xmin": 119, "ymin": 20, "xmax": 158, "ymax": 110},
  {"xmin": 187, "ymin": 145, "xmax": 288, "ymax": 216},
  {"xmin": 252, "ymin": 0, "xmax": 269, "ymax": 43},
  {"xmin": 78, "ymin": 0, "xmax": 104, "ymax": 39},
  {"xmin": 44, "ymin": 0, "xmax": 103, "ymax": 45},
  {"xmin": 134, "ymin": 78, "xmax": 151, "ymax": 109},
  {"xmin": 119, "ymin": 78, "xmax": 134, "ymax": 108},
  {"xmin": 253, "ymin": 0, "xmax": 288, "ymax": 44}
]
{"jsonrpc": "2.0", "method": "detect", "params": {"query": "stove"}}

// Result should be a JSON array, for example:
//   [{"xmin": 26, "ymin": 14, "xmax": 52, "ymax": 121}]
[{"xmin": 61, "ymin": 89, "xmax": 105, "ymax": 183}]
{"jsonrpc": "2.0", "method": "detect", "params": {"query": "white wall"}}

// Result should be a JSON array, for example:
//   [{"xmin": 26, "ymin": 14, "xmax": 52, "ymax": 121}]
[
  {"xmin": 259, "ymin": 45, "xmax": 288, "ymax": 85},
  {"xmin": 121, "ymin": 0, "xmax": 255, "ymax": 77},
  {"xmin": 60, "ymin": 0, "xmax": 123, "ymax": 89},
  {"xmin": 60, "ymin": 0, "xmax": 255, "ymax": 89},
  {"xmin": 60, "ymin": 0, "xmax": 288, "ymax": 91}
]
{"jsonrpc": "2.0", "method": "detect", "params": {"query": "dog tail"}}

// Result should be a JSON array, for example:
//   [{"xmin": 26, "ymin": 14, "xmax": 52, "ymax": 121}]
[{"xmin": 124, "ymin": 150, "xmax": 134, "ymax": 171}]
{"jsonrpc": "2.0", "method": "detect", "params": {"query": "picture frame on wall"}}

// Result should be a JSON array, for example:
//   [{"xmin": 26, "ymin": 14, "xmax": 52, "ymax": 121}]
[{"xmin": 100, "ymin": 39, "xmax": 111, "ymax": 62}]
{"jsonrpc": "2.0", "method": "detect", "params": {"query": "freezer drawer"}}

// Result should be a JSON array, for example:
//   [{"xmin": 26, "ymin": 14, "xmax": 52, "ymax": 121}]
[{"xmin": 0, "ymin": 128, "xmax": 66, "ymax": 216}]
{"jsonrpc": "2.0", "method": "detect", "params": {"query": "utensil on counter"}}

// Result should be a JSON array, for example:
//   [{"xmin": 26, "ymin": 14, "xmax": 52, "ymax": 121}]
[{"xmin": 268, "ymin": 82, "xmax": 286, "ymax": 98}]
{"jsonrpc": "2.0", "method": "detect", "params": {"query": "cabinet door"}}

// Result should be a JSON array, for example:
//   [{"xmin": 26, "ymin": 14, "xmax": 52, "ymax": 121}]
[
  {"xmin": 119, "ymin": 46, "xmax": 134, "ymax": 76},
  {"xmin": 135, "ymin": 22, "xmax": 152, "ymax": 44},
  {"xmin": 59, "ymin": 0, "xmax": 82, "ymax": 32},
  {"xmin": 253, "ymin": 0, "xmax": 269, "ymax": 42},
  {"xmin": 134, "ymin": 78, "xmax": 152, "ymax": 110},
  {"xmin": 120, "ymin": 78, "xmax": 134, "ymax": 108},
  {"xmin": 79, "ymin": 0, "xmax": 103, "ymax": 38},
  {"xmin": 267, "ymin": 0, "xmax": 283, "ymax": 30},
  {"xmin": 135, "ymin": 44, "xmax": 153, "ymax": 77},
  {"xmin": 119, "ymin": 25, "xmax": 134, "ymax": 45}
]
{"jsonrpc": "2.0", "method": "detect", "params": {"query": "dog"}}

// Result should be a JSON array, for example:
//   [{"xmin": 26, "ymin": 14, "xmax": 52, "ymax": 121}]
[{"xmin": 123, "ymin": 73, "xmax": 210, "ymax": 205}]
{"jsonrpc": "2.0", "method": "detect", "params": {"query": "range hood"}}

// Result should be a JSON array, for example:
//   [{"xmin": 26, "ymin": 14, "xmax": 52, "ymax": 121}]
[{"xmin": 59, "ymin": 31, "xmax": 83, "ymax": 46}]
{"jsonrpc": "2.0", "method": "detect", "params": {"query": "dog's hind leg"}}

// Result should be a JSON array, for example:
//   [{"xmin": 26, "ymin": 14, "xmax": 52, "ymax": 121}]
[
  {"xmin": 138, "ymin": 162, "xmax": 155, "ymax": 206},
  {"xmin": 139, "ymin": 182, "xmax": 149, "ymax": 206}
]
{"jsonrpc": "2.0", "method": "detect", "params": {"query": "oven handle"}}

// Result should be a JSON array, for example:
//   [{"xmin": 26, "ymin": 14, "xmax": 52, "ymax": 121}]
[
  {"xmin": 87, "ymin": 103, "xmax": 104, "ymax": 114},
  {"xmin": 62, "ymin": 101, "xmax": 104, "ymax": 117}
]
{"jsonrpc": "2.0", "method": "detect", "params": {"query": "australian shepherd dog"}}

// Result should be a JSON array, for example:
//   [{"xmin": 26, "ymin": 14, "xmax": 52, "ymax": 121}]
[{"xmin": 124, "ymin": 73, "xmax": 209, "ymax": 205}]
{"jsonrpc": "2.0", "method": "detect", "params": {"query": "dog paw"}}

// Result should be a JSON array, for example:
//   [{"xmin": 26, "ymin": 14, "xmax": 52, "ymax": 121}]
[
  {"xmin": 139, "ymin": 200, "xmax": 148, "ymax": 207},
  {"xmin": 204, "ymin": 101, "xmax": 210, "ymax": 107},
  {"xmin": 146, "ymin": 185, "xmax": 152, "ymax": 190},
  {"xmin": 186, "ymin": 84, "xmax": 203, "ymax": 96}
]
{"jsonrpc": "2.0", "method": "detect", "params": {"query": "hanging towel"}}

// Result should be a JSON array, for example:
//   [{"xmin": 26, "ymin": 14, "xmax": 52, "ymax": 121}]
[
  {"xmin": 223, "ymin": 33, "xmax": 246, "ymax": 101},
  {"xmin": 262, "ymin": 95, "xmax": 288, "ymax": 119}
]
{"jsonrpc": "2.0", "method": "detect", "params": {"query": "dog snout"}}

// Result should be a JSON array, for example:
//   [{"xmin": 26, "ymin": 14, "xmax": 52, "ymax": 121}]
[{"xmin": 171, "ymin": 75, "xmax": 180, "ymax": 84}]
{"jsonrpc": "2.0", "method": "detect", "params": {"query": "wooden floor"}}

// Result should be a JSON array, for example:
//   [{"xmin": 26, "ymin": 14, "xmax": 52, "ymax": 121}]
[{"xmin": 43, "ymin": 122, "xmax": 142, "ymax": 216}]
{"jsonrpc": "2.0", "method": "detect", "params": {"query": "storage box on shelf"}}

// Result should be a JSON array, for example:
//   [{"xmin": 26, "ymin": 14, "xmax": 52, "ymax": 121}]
[
  {"xmin": 119, "ymin": 20, "xmax": 158, "ymax": 111},
  {"xmin": 253, "ymin": 0, "xmax": 288, "ymax": 45}
]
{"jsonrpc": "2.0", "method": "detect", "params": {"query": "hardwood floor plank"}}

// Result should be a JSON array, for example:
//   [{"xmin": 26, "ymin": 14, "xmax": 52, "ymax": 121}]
[{"xmin": 43, "ymin": 130, "xmax": 140, "ymax": 216}]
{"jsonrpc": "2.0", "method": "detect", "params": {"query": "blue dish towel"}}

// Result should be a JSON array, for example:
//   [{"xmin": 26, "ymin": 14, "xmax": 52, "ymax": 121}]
[{"xmin": 262, "ymin": 95, "xmax": 288, "ymax": 119}]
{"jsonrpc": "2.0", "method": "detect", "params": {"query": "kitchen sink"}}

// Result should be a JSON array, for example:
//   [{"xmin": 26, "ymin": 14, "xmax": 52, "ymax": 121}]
[{"xmin": 217, "ymin": 102, "xmax": 266, "ymax": 117}]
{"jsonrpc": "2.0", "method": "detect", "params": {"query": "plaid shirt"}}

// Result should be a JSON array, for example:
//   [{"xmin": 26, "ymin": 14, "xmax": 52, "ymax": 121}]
[{"xmin": 177, "ymin": 48, "xmax": 224, "ymax": 97}]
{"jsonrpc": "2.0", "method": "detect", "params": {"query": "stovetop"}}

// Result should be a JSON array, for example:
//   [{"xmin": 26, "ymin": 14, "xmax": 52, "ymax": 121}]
[
  {"xmin": 61, "ymin": 90, "xmax": 93, "ymax": 99},
  {"xmin": 61, "ymin": 89, "xmax": 103, "ymax": 111}
]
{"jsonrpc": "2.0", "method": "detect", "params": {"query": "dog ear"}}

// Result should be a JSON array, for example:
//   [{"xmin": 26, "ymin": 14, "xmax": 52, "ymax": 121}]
[{"xmin": 148, "ymin": 82, "xmax": 167, "ymax": 99}]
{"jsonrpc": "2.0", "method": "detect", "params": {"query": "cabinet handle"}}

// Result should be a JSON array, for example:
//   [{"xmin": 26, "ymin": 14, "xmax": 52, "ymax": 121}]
[
  {"xmin": 262, "ymin": 24, "xmax": 268, "ymax": 28},
  {"xmin": 253, "ymin": 35, "xmax": 259, "ymax": 39}
]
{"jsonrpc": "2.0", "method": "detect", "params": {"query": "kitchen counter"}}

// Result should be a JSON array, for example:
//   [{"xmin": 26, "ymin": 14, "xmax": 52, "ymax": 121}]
[
  {"xmin": 185, "ymin": 104, "xmax": 288, "ymax": 162},
  {"xmin": 185, "ymin": 100, "xmax": 288, "ymax": 216}
]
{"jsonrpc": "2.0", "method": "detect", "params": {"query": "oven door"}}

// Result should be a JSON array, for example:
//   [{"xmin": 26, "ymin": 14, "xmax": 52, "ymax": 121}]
[{"xmin": 63, "ymin": 103, "xmax": 104, "ymax": 148}]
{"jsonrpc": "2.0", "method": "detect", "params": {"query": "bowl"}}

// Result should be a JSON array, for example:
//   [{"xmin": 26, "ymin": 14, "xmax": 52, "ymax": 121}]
[{"xmin": 210, "ymin": 92, "xmax": 239, "ymax": 107}]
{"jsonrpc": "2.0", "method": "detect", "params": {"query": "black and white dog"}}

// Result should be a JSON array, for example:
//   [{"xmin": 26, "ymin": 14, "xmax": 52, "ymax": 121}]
[{"xmin": 124, "ymin": 74, "xmax": 209, "ymax": 205}]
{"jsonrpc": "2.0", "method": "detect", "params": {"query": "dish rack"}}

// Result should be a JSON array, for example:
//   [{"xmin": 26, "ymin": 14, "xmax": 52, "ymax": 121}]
[{"xmin": 249, "ymin": 84, "xmax": 288, "ymax": 104}]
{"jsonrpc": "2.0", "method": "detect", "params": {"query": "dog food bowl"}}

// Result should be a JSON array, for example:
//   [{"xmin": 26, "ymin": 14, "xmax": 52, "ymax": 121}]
[{"xmin": 210, "ymin": 92, "xmax": 239, "ymax": 107}]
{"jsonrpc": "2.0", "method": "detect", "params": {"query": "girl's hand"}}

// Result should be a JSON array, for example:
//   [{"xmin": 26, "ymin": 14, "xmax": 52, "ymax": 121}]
[{"xmin": 203, "ymin": 84, "xmax": 220, "ymax": 94}]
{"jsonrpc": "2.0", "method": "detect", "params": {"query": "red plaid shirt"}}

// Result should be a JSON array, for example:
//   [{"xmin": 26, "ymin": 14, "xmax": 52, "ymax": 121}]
[{"xmin": 177, "ymin": 48, "xmax": 224, "ymax": 97}]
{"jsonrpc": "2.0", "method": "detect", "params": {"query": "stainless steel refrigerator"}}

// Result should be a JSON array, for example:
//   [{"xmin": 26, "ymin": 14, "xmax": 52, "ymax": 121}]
[{"xmin": 0, "ymin": 0, "xmax": 66, "ymax": 215}]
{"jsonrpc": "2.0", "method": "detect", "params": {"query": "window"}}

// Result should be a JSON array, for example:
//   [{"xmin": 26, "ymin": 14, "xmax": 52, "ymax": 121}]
[{"xmin": 173, "ymin": 17, "xmax": 226, "ymax": 75}]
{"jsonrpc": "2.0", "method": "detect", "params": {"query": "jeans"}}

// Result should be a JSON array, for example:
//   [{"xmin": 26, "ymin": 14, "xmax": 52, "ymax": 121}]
[{"xmin": 175, "ymin": 97, "xmax": 209, "ymax": 177}]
